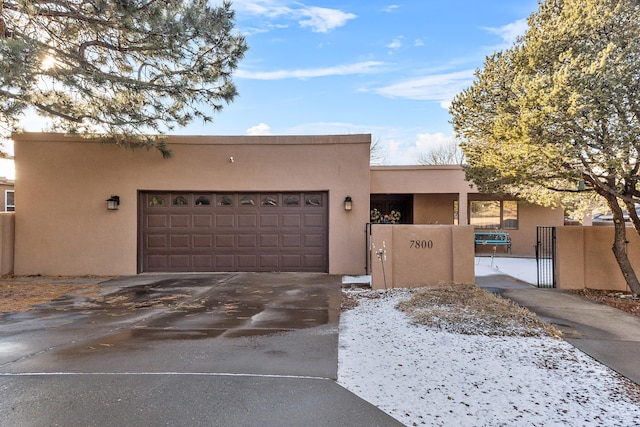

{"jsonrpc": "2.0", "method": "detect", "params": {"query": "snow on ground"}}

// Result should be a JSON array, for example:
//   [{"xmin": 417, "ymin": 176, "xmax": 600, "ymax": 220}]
[
  {"xmin": 338, "ymin": 258, "xmax": 640, "ymax": 426},
  {"xmin": 474, "ymin": 255, "xmax": 538, "ymax": 284}
]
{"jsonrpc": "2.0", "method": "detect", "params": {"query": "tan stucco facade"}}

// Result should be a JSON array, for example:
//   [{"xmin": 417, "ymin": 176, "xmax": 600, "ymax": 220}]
[
  {"xmin": 370, "ymin": 166, "xmax": 565, "ymax": 256},
  {"xmin": 370, "ymin": 224, "xmax": 475, "ymax": 289},
  {"xmin": 13, "ymin": 133, "xmax": 371, "ymax": 276},
  {"xmin": 11, "ymin": 133, "xmax": 566, "ymax": 278},
  {"xmin": 556, "ymin": 226, "xmax": 640, "ymax": 291}
]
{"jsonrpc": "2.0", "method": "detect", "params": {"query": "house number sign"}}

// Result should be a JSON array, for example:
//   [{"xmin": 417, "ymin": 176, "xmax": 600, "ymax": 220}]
[{"xmin": 409, "ymin": 239, "xmax": 434, "ymax": 249}]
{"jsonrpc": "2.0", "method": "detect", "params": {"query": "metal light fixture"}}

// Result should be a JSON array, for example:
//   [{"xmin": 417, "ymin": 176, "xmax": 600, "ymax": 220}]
[
  {"xmin": 344, "ymin": 196, "xmax": 353, "ymax": 211},
  {"xmin": 106, "ymin": 195, "xmax": 120, "ymax": 211}
]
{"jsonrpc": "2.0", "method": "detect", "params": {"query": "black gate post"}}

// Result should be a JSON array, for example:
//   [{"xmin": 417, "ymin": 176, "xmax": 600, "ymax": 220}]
[{"xmin": 536, "ymin": 226, "xmax": 556, "ymax": 288}]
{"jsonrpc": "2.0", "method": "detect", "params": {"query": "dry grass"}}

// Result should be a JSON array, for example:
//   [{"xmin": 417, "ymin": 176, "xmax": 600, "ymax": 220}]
[
  {"xmin": 0, "ymin": 281, "xmax": 101, "ymax": 313},
  {"xmin": 395, "ymin": 283, "xmax": 561, "ymax": 338},
  {"xmin": 573, "ymin": 289, "xmax": 640, "ymax": 318}
]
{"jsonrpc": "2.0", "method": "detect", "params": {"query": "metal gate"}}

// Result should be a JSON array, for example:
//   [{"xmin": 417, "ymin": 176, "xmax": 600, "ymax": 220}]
[{"xmin": 536, "ymin": 226, "xmax": 556, "ymax": 288}]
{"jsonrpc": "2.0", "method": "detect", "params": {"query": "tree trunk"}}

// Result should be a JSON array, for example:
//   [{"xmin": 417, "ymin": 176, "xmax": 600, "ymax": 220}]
[{"xmin": 605, "ymin": 194, "xmax": 640, "ymax": 295}]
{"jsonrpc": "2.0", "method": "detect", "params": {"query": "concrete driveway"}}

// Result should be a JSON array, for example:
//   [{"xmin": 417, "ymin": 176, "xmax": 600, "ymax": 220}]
[{"xmin": 0, "ymin": 273, "xmax": 402, "ymax": 426}]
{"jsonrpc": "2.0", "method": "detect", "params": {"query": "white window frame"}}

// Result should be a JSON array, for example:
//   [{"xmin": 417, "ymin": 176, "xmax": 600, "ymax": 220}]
[{"xmin": 5, "ymin": 190, "xmax": 14, "ymax": 212}]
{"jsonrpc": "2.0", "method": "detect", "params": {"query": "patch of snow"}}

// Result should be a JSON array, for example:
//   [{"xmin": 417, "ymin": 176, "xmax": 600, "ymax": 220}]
[
  {"xmin": 338, "ymin": 291, "xmax": 640, "ymax": 426},
  {"xmin": 342, "ymin": 275, "xmax": 372, "ymax": 285},
  {"xmin": 475, "ymin": 256, "xmax": 538, "ymax": 284}
]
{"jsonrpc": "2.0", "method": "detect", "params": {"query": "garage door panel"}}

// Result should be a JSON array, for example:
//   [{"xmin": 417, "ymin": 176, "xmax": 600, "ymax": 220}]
[
  {"xmin": 282, "ymin": 235, "xmax": 301, "ymax": 248},
  {"xmin": 215, "ymin": 235, "xmax": 234, "ymax": 248},
  {"xmin": 147, "ymin": 255, "xmax": 167, "ymax": 269},
  {"xmin": 238, "ymin": 255, "xmax": 257, "ymax": 268},
  {"xmin": 304, "ymin": 234, "xmax": 324, "ymax": 248},
  {"xmin": 147, "ymin": 235, "xmax": 167, "ymax": 249},
  {"xmin": 170, "ymin": 255, "xmax": 190, "ymax": 268},
  {"xmin": 304, "ymin": 254, "xmax": 324, "ymax": 268},
  {"xmin": 282, "ymin": 255, "xmax": 302, "ymax": 268},
  {"xmin": 147, "ymin": 215, "xmax": 168, "ymax": 228},
  {"xmin": 193, "ymin": 215, "xmax": 213, "ymax": 227},
  {"xmin": 282, "ymin": 214, "xmax": 302, "ymax": 227},
  {"xmin": 238, "ymin": 235, "xmax": 257, "ymax": 248},
  {"xmin": 260, "ymin": 234, "xmax": 279, "ymax": 248},
  {"xmin": 304, "ymin": 213, "xmax": 324, "ymax": 227},
  {"xmin": 238, "ymin": 214, "xmax": 258, "ymax": 227},
  {"xmin": 170, "ymin": 235, "xmax": 190, "ymax": 248},
  {"xmin": 215, "ymin": 255, "xmax": 234, "ymax": 268},
  {"xmin": 260, "ymin": 255, "xmax": 279, "ymax": 268},
  {"xmin": 193, "ymin": 235, "xmax": 212, "ymax": 248},
  {"xmin": 260, "ymin": 214, "xmax": 279, "ymax": 227},
  {"xmin": 141, "ymin": 192, "xmax": 327, "ymax": 272},
  {"xmin": 193, "ymin": 255, "xmax": 213, "ymax": 268},
  {"xmin": 216, "ymin": 214, "xmax": 235, "ymax": 227},
  {"xmin": 170, "ymin": 215, "xmax": 190, "ymax": 227}
]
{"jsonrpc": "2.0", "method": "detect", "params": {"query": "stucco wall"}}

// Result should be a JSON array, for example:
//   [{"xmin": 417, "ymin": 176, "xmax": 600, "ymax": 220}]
[
  {"xmin": 509, "ymin": 203, "xmax": 565, "ymax": 256},
  {"xmin": 413, "ymin": 193, "xmax": 457, "ymax": 225},
  {"xmin": 556, "ymin": 226, "xmax": 640, "ymax": 291},
  {"xmin": 14, "ymin": 133, "xmax": 371, "ymax": 276},
  {"xmin": 370, "ymin": 167, "xmax": 564, "ymax": 256},
  {"xmin": 370, "ymin": 224, "xmax": 475, "ymax": 289},
  {"xmin": 0, "ymin": 213, "xmax": 14, "ymax": 275}
]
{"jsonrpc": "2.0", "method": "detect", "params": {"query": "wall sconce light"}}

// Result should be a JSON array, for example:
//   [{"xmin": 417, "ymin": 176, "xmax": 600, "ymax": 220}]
[
  {"xmin": 344, "ymin": 196, "xmax": 353, "ymax": 211},
  {"xmin": 106, "ymin": 195, "xmax": 120, "ymax": 211},
  {"xmin": 229, "ymin": 156, "xmax": 235, "ymax": 163}
]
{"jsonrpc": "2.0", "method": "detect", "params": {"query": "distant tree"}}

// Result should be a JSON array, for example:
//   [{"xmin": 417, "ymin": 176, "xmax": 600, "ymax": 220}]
[
  {"xmin": 0, "ymin": 0, "xmax": 247, "ymax": 157},
  {"xmin": 450, "ymin": 0, "xmax": 640, "ymax": 294},
  {"xmin": 370, "ymin": 135, "xmax": 387, "ymax": 165},
  {"xmin": 417, "ymin": 140, "xmax": 465, "ymax": 165}
]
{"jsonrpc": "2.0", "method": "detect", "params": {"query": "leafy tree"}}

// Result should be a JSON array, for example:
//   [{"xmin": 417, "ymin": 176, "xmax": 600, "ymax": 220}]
[
  {"xmin": 450, "ymin": 0, "xmax": 640, "ymax": 294},
  {"xmin": 0, "ymin": 0, "xmax": 247, "ymax": 157}
]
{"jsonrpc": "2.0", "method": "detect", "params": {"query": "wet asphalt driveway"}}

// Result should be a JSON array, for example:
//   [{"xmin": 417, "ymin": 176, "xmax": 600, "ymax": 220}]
[{"xmin": 0, "ymin": 273, "xmax": 402, "ymax": 426}]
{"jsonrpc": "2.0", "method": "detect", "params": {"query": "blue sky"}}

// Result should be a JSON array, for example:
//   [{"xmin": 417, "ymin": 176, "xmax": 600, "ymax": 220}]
[
  {"xmin": 9, "ymin": 0, "xmax": 541, "ymax": 174},
  {"xmin": 182, "ymin": 0, "xmax": 540, "ymax": 164}
]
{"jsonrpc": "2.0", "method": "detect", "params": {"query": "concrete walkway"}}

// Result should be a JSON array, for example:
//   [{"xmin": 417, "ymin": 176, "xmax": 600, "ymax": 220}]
[{"xmin": 477, "ymin": 273, "xmax": 640, "ymax": 385}]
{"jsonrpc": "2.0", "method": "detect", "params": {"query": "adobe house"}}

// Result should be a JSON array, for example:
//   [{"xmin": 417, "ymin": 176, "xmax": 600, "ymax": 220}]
[{"xmin": 11, "ymin": 132, "xmax": 564, "ymax": 277}]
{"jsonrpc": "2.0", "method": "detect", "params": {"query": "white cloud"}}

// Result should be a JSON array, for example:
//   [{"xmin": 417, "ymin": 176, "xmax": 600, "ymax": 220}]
[
  {"xmin": 298, "ymin": 6, "xmax": 357, "ymax": 33},
  {"xmin": 381, "ymin": 5, "xmax": 399, "ymax": 13},
  {"xmin": 247, "ymin": 123, "xmax": 272, "ymax": 135},
  {"xmin": 415, "ymin": 132, "xmax": 452, "ymax": 151},
  {"xmin": 236, "ymin": 61, "xmax": 384, "ymax": 80},
  {"xmin": 372, "ymin": 69, "xmax": 476, "ymax": 107},
  {"xmin": 234, "ymin": 0, "xmax": 356, "ymax": 33},
  {"xmin": 414, "ymin": 39, "xmax": 424, "ymax": 47},
  {"xmin": 483, "ymin": 18, "xmax": 529, "ymax": 46},
  {"xmin": 232, "ymin": 0, "xmax": 291, "ymax": 17},
  {"xmin": 386, "ymin": 37, "xmax": 403, "ymax": 50},
  {"xmin": 383, "ymin": 132, "xmax": 456, "ymax": 165}
]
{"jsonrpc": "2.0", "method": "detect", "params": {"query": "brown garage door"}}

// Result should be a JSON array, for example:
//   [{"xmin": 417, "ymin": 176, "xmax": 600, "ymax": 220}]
[{"xmin": 139, "ymin": 192, "xmax": 328, "ymax": 272}]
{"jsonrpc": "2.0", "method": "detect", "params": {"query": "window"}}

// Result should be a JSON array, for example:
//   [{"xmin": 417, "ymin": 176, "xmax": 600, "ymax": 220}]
[
  {"xmin": 149, "ymin": 195, "xmax": 165, "ymax": 206},
  {"xmin": 284, "ymin": 195, "xmax": 300, "ymax": 206},
  {"xmin": 195, "ymin": 196, "xmax": 211, "ymax": 206},
  {"xmin": 453, "ymin": 200, "xmax": 459, "ymax": 225},
  {"xmin": 240, "ymin": 195, "xmax": 255, "ymax": 206},
  {"xmin": 217, "ymin": 195, "xmax": 233, "ymax": 206},
  {"xmin": 305, "ymin": 195, "xmax": 322, "ymax": 206},
  {"xmin": 5, "ymin": 190, "xmax": 14, "ymax": 212},
  {"xmin": 261, "ymin": 195, "xmax": 278, "ymax": 206},
  {"xmin": 172, "ymin": 195, "xmax": 188, "ymax": 206},
  {"xmin": 469, "ymin": 200, "xmax": 518, "ymax": 229}
]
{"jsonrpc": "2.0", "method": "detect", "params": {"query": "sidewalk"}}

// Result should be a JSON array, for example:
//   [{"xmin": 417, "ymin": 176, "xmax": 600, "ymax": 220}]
[{"xmin": 476, "ymin": 272, "xmax": 640, "ymax": 385}]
